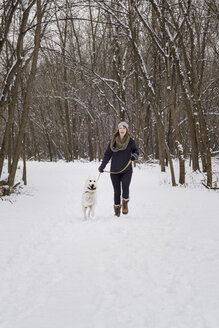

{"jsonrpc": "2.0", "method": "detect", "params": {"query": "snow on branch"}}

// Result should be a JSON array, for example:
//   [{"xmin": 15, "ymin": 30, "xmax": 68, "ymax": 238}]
[
  {"xmin": 133, "ymin": 3, "xmax": 167, "ymax": 58},
  {"xmin": 93, "ymin": 0, "xmax": 129, "ymax": 31},
  {"xmin": 92, "ymin": 71, "xmax": 125, "ymax": 107},
  {"xmin": 132, "ymin": 41, "xmax": 155, "ymax": 96}
]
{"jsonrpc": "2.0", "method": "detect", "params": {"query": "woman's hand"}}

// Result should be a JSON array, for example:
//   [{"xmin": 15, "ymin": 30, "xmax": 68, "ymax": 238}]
[
  {"xmin": 131, "ymin": 153, "xmax": 138, "ymax": 161},
  {"xmin": 98, "ymin": 166, "xmax": 104, "ymax": 173}
]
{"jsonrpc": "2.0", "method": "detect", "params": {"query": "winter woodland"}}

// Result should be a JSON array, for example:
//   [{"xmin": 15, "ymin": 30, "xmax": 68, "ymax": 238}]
[
  {"xmin": 0, "ymin": 0, "xmax": 219, "ymax": 191},
  {"xmin": 1, "ymin": 2, "xmax": 219, "ymax": 327}
]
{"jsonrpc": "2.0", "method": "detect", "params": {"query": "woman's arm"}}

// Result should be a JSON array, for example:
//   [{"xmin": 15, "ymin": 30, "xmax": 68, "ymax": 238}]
[
  {"xmin": 98, "ymin": 143, "xmax": 113, "ymax": 171},
  {"xmin": 131, "ymin": 139, "xmax": 139, "ymax": 161}
]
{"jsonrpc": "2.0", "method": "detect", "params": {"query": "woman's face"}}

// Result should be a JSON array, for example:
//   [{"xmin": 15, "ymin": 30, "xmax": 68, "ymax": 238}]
[{"xmin": 119, "ymin": 125, "xmax": 127, "ymax": 139}]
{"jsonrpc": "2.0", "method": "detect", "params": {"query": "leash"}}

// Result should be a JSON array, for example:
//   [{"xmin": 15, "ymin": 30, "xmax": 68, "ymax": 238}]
[
  {"xmin": 96, "ymin": 159, "xmax": 132, "ymax": 183},
  {"xmin": 96, "ymin": 172, "xmax": 101, "ymax": 182},
  {"xmin": 103, "ymin": 159, "xmax": 132, "ymax": 174}
]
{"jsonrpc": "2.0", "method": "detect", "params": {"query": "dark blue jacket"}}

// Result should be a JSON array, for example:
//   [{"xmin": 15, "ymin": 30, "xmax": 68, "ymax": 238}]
[{"xmin": 99, "ymin": 137, "xmax": 139, "ymax": 173}]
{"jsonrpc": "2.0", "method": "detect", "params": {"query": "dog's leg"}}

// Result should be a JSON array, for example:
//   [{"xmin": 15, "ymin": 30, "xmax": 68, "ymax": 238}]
[
  {"xmin": 83, "ymin": 207, "xmax": 87, "ymax": 220},
  {"xmin": 90, "ymin": 205, "xmax": 95, "ymax": 218},
  {"xmin": 88, "ymin": 206, "xmax": 91, "ymax": 219}
]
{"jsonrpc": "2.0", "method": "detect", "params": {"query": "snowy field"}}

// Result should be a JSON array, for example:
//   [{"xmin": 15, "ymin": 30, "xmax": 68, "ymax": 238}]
[{"xmin": 0, "ymin": 160, "xmax": 219, "ymax": 328}]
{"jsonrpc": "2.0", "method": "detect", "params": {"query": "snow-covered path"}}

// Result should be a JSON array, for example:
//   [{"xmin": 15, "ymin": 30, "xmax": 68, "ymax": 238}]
[{"xmin": 0, "ymin": 161, "xmax": 219, "ymax": 328}]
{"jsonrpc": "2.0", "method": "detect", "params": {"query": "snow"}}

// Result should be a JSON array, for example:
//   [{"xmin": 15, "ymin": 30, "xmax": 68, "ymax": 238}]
[{"xmin": 0, "ymin": 160, "xmax": 219, "ymax": 328}]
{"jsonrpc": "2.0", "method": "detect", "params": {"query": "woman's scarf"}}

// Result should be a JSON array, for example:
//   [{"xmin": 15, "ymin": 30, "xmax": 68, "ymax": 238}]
[{"xmin": 110, "ymin": 131, "xmax": 130, "ymax": 152}]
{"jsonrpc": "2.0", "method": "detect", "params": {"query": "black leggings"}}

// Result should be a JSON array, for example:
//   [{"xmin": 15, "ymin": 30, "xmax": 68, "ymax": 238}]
[{"xmin": 110, "ymin": 170, "xmax": 132, "ymax": 205}]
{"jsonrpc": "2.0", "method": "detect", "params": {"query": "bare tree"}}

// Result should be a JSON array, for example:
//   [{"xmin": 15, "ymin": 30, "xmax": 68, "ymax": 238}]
[
  {"xmin": 8, "ymin": 0, "xmax": 49, "ymax": 186},
  {"xmin": 1, "ymin": 0, "xmax": 218, "ymax": 192}
]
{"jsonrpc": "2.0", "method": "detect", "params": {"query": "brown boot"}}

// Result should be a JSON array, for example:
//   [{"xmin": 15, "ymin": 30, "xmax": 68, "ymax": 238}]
[
  {"xmin": 122, "ymin": 198, "xmax": 129, "ymax": 214},
  {"xmin": 114, "ymin": 205, "xmax": 121, "ymax": 217}
]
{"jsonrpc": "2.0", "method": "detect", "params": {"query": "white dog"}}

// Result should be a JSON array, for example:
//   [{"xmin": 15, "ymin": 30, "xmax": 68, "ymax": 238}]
[{"xmin": 82, "ymin": 176, "xmax": 97, "ymax": 220}]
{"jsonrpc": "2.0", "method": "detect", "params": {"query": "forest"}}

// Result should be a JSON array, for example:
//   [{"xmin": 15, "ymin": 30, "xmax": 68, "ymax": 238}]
[{"xmin": 0, "ymin": 0, "xmax": 218, "ymax": 192}]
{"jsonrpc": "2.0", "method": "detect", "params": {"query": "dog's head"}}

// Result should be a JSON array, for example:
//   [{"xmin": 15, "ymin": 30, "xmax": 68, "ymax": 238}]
[{"xmin": 85, "ymin": 176, "xmax": 97, "ymax": 192}]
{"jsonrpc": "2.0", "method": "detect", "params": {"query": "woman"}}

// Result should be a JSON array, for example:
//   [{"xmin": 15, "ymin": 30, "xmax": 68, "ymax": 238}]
[{"xmin": 98, "ymin": 121, "xmax": 139, "ymax": 217}]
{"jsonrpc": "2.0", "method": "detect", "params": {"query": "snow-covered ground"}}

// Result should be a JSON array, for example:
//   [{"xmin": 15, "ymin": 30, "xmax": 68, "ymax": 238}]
[{"xmin": 0, "ymin": 160, "xmax": 219, "ymax": 328}]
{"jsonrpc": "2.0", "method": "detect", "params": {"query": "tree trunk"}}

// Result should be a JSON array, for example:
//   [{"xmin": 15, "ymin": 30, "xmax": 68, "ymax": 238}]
[
  {"xmin": 63, "ymin": 21, "xmax": 73, "ymax": 162},
  {"xmin": 8, "ymin": 128, "xmax": 12, "ymax": 173},
  {"xmin": 0, "ymin": 101, "xmax": 15, "ymax": 177},
  {"xmin": 22, "ymin": 134, "xmax": 27, "ymax": 185},
  {"xmin": 87, "ymin": 116, "xmax": 94, "ymax": 161},
  {"xmin": 128, "ymin": 24, "xmax": 176, "ymax": 184},
  {"xmin": 166, "ymin": 51, "xmax": 185, "ymax": 184},
  {"xmin": 8, "ymin": 0, "xmax": 42, "ymax": 186}
]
